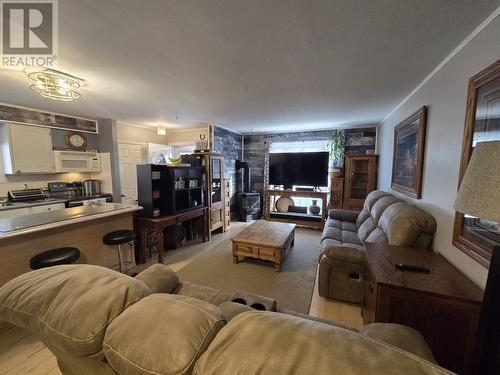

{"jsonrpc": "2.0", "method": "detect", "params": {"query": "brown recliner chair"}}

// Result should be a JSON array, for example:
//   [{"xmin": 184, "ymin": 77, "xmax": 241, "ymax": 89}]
[
  {"xmin": 0, "ymin": 264, "xmax": 450, "ymax": 375},
  {"xmin": 319, "ymin": 190, "xmax": 437, "ymax": 303}
]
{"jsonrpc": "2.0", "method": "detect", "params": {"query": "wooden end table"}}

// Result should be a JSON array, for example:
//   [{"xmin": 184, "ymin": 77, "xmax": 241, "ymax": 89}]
[
  {"xmin": 363, "ymin": 241, "xmax": 483, "ymax": 375},
  {"xmin": 231, "ymin": 221, "xmax": 295, "ymax": 272}
]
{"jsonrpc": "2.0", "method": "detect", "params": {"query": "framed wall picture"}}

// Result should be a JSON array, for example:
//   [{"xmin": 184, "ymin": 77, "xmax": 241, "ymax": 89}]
[
  {"xmin": 453, "ymin": 59, "xmax": 500, "ymax": 267},
  {"xmin": 391, "ymin": 106, "xmax": 428, "ymax": 199}
]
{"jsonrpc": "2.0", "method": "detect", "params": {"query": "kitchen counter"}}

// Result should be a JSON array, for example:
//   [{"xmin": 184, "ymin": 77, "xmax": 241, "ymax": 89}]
[
  {"xmin": 0, "ymin": 203, "xmax": 142, "ymax": 239},
  {"xmin": 0, "ymin": 203, "xmax": 143, "ymax": 286},
  {"xmin": 0, "ymin": 198, "xmax": 67, "ymax": 211}
]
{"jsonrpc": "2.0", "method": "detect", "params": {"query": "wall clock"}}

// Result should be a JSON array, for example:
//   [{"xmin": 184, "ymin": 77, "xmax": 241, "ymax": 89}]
[{"xmin": 65, "ymin": 132, "xmax": 87, "ymax": 150}]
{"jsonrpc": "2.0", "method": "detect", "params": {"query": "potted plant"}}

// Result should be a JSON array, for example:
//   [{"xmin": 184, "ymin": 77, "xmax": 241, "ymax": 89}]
[{"xmin": 328, "ymin": 129, "xmax": 345, "ymax": 177}]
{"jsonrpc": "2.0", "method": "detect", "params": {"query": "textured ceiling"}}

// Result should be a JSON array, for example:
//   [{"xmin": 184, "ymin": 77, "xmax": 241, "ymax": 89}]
[{"xmin": 0, "ymin": 0, "xmax": 499, "ymax": 132}]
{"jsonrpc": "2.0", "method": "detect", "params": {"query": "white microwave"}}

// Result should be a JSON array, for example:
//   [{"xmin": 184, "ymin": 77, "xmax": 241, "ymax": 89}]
[{"xmin": 54, "ymin": 151, "xmax": 101, "ymax": 173}]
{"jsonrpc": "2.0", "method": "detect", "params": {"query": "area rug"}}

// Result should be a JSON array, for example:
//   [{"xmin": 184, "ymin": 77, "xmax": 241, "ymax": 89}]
[{"xmin": 176, "ymin": 227, "xmax": 321, "ymax": 314}]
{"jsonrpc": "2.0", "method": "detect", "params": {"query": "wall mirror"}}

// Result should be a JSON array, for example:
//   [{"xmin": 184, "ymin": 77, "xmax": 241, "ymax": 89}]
[{"xmin": 453, "ymin": 59, "xmax": 500, "ymax": 267}]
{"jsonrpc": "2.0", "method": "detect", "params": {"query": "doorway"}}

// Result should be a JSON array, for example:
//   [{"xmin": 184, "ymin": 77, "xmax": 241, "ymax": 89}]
[{"xmin": 118, "ymin": 142, "xmax": 148, "ymax": 204}]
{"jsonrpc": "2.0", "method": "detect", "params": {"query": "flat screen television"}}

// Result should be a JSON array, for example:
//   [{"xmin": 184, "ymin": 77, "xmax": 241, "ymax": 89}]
[{"xmin": 269, "ymin": 152, "xmax": 329, "ymax": 188}]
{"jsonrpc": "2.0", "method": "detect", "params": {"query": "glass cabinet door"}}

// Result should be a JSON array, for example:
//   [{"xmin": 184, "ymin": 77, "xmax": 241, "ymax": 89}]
[
  {"xmin": 211, "ymin": 159, "xmax": 222, "ymax": 204},
  {"xmin": 350, "ymin": 159, "xmax": 369, "ymax": 200}
]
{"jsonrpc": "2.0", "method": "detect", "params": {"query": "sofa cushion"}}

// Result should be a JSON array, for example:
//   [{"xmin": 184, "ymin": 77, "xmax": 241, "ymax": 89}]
[
  {"xmin": 0, "ymin": 265, "xmax": 151, "ymax": 357},
  {"xmin": 219, "ymin": 301, "xmax": 254, "ymax": 321},
  {"xmin": 135, "ymin": 263, "xmax": 179, "ymax": 293},
  {"xmin": 363, "ymin": 190, "xmax": 392, "ymax": 210},
  {"xmin": 379, "ymin": 202, "xmax": 437, "ymax": 247},
  {"xmin": 356, "ymin": 207, "xmax": 371, "ymax": 228},
  {"xmin": 193, "ymin": 312, "xmax": 452, "ymax": 375},
  {"xmin": 320, "ymin": 240, "xmax": 365, "ymax": 264},
  {"xmin": 104, "ymin": 294, "xmax": 226, "ymax": 375},
  {"xmin": 174, "ymin": 281, "xmax": 232, "ymax": 305},
  {"xmin": 325, "ymin": 218, "xmax": 341, "ymax": 230},
  {"xmin": 341, "ymin": 230, "xmax": 362, "ymax": 246},
  {"xmin": 322, "ymin": 226, "xmax": 342, "ymax": 242},
  {"xmin": 343, "ymin": 221, "xmax": 358, "ymax": 233},
  {"xmin": 371, "ymin": 195, "xmax": 402, "ymax": 223},
  {"xmin": 324, "ymin": 219, "xmax": 357, "ymax": 233},
  {"xmin": 321, "ymin": 224, "xmax": 361, "ymax": 247},
  {"xmin": 365, "ymin": 227, "xmax": 389, "ymax": 244},
  {"xmin": 328, "ymin": 209, "xmax": 359, "ymax": 223},
  {"xmin": 357, "ymin": 216, "xmax": 378, "ymax": 242},
  {"xmin": 360, "ymin": 323, "xmax": 436, "ymax": 364}
]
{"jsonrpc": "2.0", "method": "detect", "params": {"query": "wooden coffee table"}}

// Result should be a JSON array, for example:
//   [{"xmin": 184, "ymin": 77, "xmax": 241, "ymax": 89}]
[{"xmin": 231, "ymin": 221, "xmax": 296, "ymax": 272}]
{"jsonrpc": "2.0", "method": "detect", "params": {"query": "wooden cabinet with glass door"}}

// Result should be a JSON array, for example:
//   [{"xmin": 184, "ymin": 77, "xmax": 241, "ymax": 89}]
[
  {"xmin": 195, "ymin": 153, "xmax": 226, "ymax": 234},
  {"xmin": 343, "ymin": 155, "xmax": 378, "ymax": 211}
]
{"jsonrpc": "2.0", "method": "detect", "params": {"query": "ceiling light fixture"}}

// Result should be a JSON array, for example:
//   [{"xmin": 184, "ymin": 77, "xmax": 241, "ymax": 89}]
[
  {"xmin": 24, "ymin": 68, "xmax": 84, "ymax": 102},
  {"xmin": 157, "ymin": 124, "xmax": 167, "ymax": 136}
]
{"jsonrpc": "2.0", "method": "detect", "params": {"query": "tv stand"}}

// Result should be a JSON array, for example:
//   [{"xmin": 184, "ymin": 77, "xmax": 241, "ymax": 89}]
[{"xmin": 263, "ymin": 188, "xmax": 328, "ymax": 230}]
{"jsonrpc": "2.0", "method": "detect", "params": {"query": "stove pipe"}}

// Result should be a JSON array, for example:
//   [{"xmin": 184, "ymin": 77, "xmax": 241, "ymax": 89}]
[{"xmin": 236, "ymin": 160, "xmax": 251, "ymax": 192}]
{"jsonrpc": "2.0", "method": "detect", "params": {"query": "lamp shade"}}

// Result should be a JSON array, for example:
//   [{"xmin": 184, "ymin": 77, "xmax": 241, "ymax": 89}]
[{"xmin": 453, "ymin": 140, "xmax": 500, "ymax": 222}]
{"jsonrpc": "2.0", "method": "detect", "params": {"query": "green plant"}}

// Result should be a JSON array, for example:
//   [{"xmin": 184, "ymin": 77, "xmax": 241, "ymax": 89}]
[{"xmin": 329, "ymin": 130, "xmax": 345, "ymax": 169}]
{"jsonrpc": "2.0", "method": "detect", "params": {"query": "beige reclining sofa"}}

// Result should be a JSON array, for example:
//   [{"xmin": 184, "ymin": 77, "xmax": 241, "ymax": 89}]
[
  {"xmin": 319, "ymin": 190, "xmax": 437, "ymax": 303},
  {"xmin": 0, "ymin": 263, "xmax": 453, "ymax": 374}
]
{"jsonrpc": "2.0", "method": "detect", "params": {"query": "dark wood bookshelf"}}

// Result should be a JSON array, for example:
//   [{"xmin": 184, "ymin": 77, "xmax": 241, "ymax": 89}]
[{"xmin": 137, "ymin": 164, "xmax": 205, "ymax": 218}]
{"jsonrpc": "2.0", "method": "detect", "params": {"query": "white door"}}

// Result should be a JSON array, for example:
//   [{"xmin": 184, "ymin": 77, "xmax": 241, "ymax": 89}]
[
  {"xmin": 9, "ymin": 124, "xmax": 55, "ymax": 174},
  {"xmin": 118, "ymin": 143, "xmax": 147, "ymax": 205}
]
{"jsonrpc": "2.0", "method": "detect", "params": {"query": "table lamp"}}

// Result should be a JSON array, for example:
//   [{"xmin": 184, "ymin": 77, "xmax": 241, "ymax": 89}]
[{"xmin": 453, "ymin": 140, "xmax": 500, "ymax": 375}]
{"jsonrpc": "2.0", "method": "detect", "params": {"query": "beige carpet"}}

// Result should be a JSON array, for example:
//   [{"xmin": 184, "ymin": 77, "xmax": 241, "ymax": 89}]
[{"xmin": 177, "ymin": 227, "xmax": 321, "ymax": 314}]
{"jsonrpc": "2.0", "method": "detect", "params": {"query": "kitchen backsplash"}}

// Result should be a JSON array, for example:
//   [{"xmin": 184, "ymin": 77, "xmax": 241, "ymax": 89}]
[
  {"xmin": 0, "ymin": 172, "xmax": 92, "ymax": 197},
  {"xmin": 0, "ymin": 152, "xmax": 113, "ymax": 198}
]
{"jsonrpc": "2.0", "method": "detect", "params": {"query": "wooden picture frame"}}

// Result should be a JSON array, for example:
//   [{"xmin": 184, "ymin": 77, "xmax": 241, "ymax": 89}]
[
  {"xmin": 391, "ymin": 106, "xmax": 427, "ymax": 199},
  {"xmin": 453, "ymin": 60, "xmax": 500, "ymax": 268}
]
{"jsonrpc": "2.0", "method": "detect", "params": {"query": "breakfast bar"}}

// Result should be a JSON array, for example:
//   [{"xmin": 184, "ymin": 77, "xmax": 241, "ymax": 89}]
[{"xmin": 0, "ymin": 203, "xmax": 142, "ymax": 286}]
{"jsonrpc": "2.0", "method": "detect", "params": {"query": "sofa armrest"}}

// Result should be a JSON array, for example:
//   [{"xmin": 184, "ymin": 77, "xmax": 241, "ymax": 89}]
[
  {"xmin": 278, "ymin": 307, "xmax": 357, "ymax": 331},
  {"xmin": 321, "ymin": 242, "xmax": 365, "ymax": 264},
  {"xmin": 360, "ymin": 323, "xmax": 436, "ymax": 364},
  {"xmin": 328, "ymin": 209, "xmax": 359, "ymax": 223},
  {"xmin": 219, "ymin": 302, "xmax": 254, "ymax": 321},
  {"xmin": 135, "ymin": 263, "xmax": 179, "ymax": 293}
]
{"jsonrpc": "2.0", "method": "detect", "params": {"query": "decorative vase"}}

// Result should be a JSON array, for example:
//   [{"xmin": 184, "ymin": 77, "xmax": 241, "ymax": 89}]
[{"xmin": 309, "ymin": 199, "xmax": 321, "ymax": 215}]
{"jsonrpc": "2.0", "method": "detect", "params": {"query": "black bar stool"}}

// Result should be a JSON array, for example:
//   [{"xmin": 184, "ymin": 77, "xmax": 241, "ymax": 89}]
[
  {"xmin": 30, "ymin": 247, "xmax": 80, "ymax": 270},
  {"xmin": 102, "ymin": 230, "xmax": 137, "ymax": 273}
]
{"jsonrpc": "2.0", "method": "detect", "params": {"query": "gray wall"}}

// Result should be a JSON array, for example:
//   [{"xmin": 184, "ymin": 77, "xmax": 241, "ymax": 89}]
[
  {"xmin": 378, "ymin": 15, "xmax": 500, "ymax": 289},
  {"xmin": 243, "ymin": 127, "xmax": 377, "ymax": 192},
  {"xmin": 51, "ymin": 128, "xmax": 100, "ymax": 151},
  {"xmin": 212, "ymin": 125, "xmax": 243, "ymax": 214}
]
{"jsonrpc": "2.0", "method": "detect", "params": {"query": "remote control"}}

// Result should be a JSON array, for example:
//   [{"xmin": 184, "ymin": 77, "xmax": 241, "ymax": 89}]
[{"xmin": 395, "ymin": 263, "xmax": 431, "ymax": 273}]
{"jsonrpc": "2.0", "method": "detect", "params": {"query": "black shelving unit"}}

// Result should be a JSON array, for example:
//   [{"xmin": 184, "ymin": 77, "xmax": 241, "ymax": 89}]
[{"xmin": 137, "ymin": 164, "xmax": 205, "ymax": 218}]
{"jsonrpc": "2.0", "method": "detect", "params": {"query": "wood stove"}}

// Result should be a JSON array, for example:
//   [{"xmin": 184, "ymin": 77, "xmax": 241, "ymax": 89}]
[
  {"xmin": 236, "ymin": 160, "xmax": 261, "ymax": 222},
  {"xmin": 238, "ymin": 192, "xmax": 261, "ymax": 222}
]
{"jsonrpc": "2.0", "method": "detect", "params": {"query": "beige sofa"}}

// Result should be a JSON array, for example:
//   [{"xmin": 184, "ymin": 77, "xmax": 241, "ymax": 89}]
[
  {"xmin": 319, "ymin": 190, "xmax": 437, "ymax": 303},
  {"xmin": 0, "ymin": 264, "xmax": 453, "ymax": 374}
]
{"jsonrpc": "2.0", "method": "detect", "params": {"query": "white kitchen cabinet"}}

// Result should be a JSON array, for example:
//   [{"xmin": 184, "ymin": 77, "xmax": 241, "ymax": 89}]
[
  {"xmin": 0, "ymin": 208, "xmax": 30, "ymax": 218},
  {"xmin": 0, "ymin": 123, "xmax": 55, "ymax": 174},
  {"xmin": 30, "ymin": 203, "xmax": 65, "ymax": 214}
]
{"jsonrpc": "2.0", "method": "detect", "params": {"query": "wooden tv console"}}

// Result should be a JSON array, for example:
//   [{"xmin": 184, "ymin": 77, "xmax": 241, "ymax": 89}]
[{"xmin": 263, "ymin": 189, "xmax": 328, "ymax": 230}]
